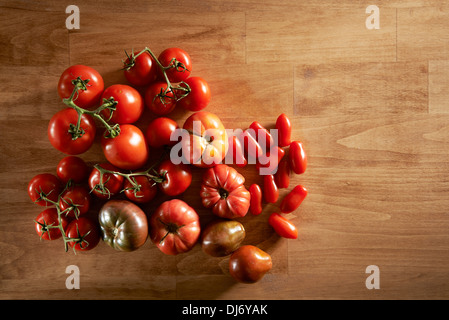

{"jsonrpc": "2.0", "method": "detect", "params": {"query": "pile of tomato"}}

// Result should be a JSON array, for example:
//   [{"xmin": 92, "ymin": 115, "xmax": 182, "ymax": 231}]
[{"xmin": 27, "ymin": 46, "xmax": 308, "ymax": 284}]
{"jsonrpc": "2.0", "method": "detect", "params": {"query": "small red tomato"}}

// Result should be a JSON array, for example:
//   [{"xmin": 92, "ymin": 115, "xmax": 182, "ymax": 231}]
[
  {"xmin": 280, "ymin": 185, "xmax": 308, "ymax": 214},
  {"xmin": 144, "ymin": 81, "xmax": 177, "ymax": 115},
  {"xmin": 276, "ymin": 113, "xmax": 292, "ymax": 148},
  {"xmin": 156, "ymin": 159, "xmax": 192, "ymax": 196},
  {"xmin": 177, "ymin": 77, "xmax": 211, "ymax": 111},
  {"xmin": 225, "ymin": 135, "xmax": 247, "ymax": 167},
  {"xmin": 274, "ymin": 158, "xmax": 290, "ymax": 189},
  {"xmin": 28, "ymin": 173, "xmax": 63, "ymax": 206},
  {"xmin": 145, "ymin": 117, "xmax": 179, "ymax": 148},
  {"xmin": 100, "ymin": 84, "xmax": 144, "ymax": 124},
  {"xmin": 66, "ymin": 217, "xmax": 101, "ymax": 251},
  {"xmin": 59, "ymin": 185, "xmax": 91, "ymax": 219},
  {"xmin": 249, "ymin": 121, "xmax": 274, "ymax": 152},
  {"xmin": 249, "ymin": 184, "xmax": 263, "ymax": 215},
  {"xmin": 123, "ymin": 51, "xmax": 158, "ymax": 87},
  {"xmin": 229, "ymin": 245, "xmax": 272, "ymax": 283},
  {"xmin": 263, "ymin": 174, "xmax": 279, "ymax": 204},
  {"xmin": 268, "ymin": 213, "xmax": 298, "ymax": 239},
  {"xmin": 289, "ymin": 141, "xmax": 307, "ymax": 175},
  {"xmin": 88, "ymin": 163, "xmax": 124, "ymax": 199},
  {"xmin": 124, "ymin": 175, "xmax": 158, "ymax": 204},
  {"xmin": 257, "ymin": 146, "xmax": 285, "ymax": 175},
  {"xmin": 56, "ymin": 156, "xmax": 90, "ymax": 184},
  {"xmin": 239, "ymin": 129, "xmax": 264, "ymax": 163},
  {"xmin": 157, "ymin": 47, "xmax": 192, "ymax": 83},
  {"xmin": 34, "ymin": 208, "xmax": 68, "ymax": 240}
]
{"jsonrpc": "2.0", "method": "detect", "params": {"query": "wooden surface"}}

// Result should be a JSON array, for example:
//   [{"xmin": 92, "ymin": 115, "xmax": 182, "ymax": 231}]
[{"xmin": 1, "ymin": 0, "xmax": 449, "ymax": 300}]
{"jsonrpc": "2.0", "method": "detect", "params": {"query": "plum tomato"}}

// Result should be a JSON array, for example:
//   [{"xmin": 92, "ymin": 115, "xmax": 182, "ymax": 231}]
[
  {"xmin": 229, "ymin": 245, "xmax": 272, "ymax": 283},
  {"xmin": 28, "ymin": 173, "xmax": 63, "ymax": 206},
  {"xmin": 263, "ymin": 174, "xmax": 279, "ymax": 204},
  {"xmin": 289, "ymin": 141, "xmax": 307, "ymax": 175},
  {"xmin": 268, "ymin": 213, "xmax": 298, "ymax": 239},
  {"xmin": 280, "ymin": 185, "xmax": 308, "ymax": 214},
  {"xmin": 274, "ymin": 158, "xmax": 290, "ymax": 189},
  {"xmin": 249, "ymin": 184, "xmax": 263, "ymax": 215},
  {"xmin": 201, "ymin": 219, "xmax": 245, "ymax": 257},
  {"xmin": 276, "ymin": 113, "xmax": 292, "ymax": 148},
  {"xmin": 157, "ymin": 47, "xmax": 192, "ymax": 83},
  {"xmin": 100, "ymin": 84, "xmax": 144, "ymax": 125}
]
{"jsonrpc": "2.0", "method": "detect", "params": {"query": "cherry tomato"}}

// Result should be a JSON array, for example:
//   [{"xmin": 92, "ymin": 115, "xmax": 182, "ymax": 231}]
[
  {"xmin": 200, "ymin": 164, "xmax": 251, "ymax": 219},
  {"xmin": 123, "ymin": 51, "xmax": 158, "ymax": 87},
  {"xmin": 177, "ymin": 77, "xmax": 211, "ymax": 111},
  {"xmin": 56, "ymin": 156, "xmax": 89, "ymax": 184},
  {"xmin": 276, "ymin": 113, "xmax": 292, "ymax": 148},
  {"xmin": 58, "ymin": 65, "xmax": 104, "ymax": 109},
  {"xmin": 274, "ymin": 158, "xmax": 290, "ymax": 189},
  {"xmin": 144, "ymin": 81, "xmax": 177, "ymax": 115},
  {"xmin": 157, "ymin": 47, "xmax": 192, "ymax": 83},
  {"xmin": 289, "ymin": 141, "xmax": 307, "ymax": 175},
  {"xmin": 34, "ymin": 208, "xmax": 68, "ymax": 240},
  {"xmin": 100, "ymin": 84, "xmax": 144, "ymax": 124},
  {"xmin": 156, "ymin": 159, "xmax": 192, "ymax": 196},
  {"xmin": 59, "ymin": 185, "xmax": 91, "ymax": 219},
  {"xmin": 48, "ymin": 108, "xmax": 96, "ymax": 155},
  {"xmin": 28, "ymin": 173, "xmax": 63, "ymax": 206},
  {"xmin": 124, "ymin": 175, "xmax": 158, "ymax": 204},
  {"xmin": 268, "ymin": 213, "xmax": 298, "ymax": 239},
  {"xmin": 149, "ymin": 199, "xmax": 201, "ymax": 255},
  {"xmin": 145, "ymin": 117, "xmax": 179, "ymax": 148},
  {"xmin": 88, "ymin": 163, "xmax": 124, "ymax": 199},
  {"xmin": 66, "ymin": 217, "xmax": 101, "ymax": 251},
  {"xmin": 249, "ymin": 184, "xmax": 263, "ymax": 215},
  {"xmin": 229, "ymin": 245, "xmax": 272, "ymax": 283},
  {"xmin": 263, "ymin": 174, "xmax": 279, "ymax": 204},
  {"xmin": 280, "ymin": 185, "xmax": 308, "ymax": 214},
  {"xmin": 101, "ymin": 124, "xmax": 149, "ymax": 170}
]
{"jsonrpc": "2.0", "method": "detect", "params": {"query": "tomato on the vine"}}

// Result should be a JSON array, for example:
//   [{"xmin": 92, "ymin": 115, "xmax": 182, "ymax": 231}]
[
  {"xmin": 157, "ymin": 47, "xmax": 192, "ymax": 83},
  {"xmin": 34, "ymin": 208, "xmax": 68, "ymax": 240},
  {"xmin": 156, "ymin": 159, "xmax": 192, "ymax": 196},
  {"xmin": 28, "ymin": 173, "xmax": 63, "ymax": 206},
  {"xmin": 88, "ymin": 163, "xmax": 124, "ymax": 199},
  {"xmin": 58, "ymin": 65, "xmax": 104, "ymax": 109},
  {"xmin": 48, "ymin": 108, "xmax": 96, "ymax": 155},
  {"xmin": 124, "ymin": 51, "xmax": 158, "ymax": 87},
  {"xmin": 56, "ymin": 156, "xmax": 90, "ymax": 184},
  {"xmin": 144, "ymin": 81, "xmax": 177, "ymax": 115},
  {"xmin": 177, "ymin": 76, "xmax": 211, "ymax": 112},
  {"xmin": 145, "ymin": 117, "xmax": 179, "ymax": 148},
  {"xmin": 66, "ymin": 217, "xmax": 101, "ymax": 251},
  {"xmin": 124, "ymin": 175, "xmax": 158, "ymax": 204},
  {"xmin": 59, "ymin": 185, "xmax": 91, "ymax": 219},
  {"xmin": 100, "ymin": 84, "xmax": 144, "ymax": 124}
]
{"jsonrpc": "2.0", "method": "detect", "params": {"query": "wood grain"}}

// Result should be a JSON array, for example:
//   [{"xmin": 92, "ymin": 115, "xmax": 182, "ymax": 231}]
[{"xmin": 1, "ymin": 0, "xmax": 449, "ymax": 300}]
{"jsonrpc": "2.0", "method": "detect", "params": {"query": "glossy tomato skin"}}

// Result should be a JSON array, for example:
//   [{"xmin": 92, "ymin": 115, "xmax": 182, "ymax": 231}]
[
  {"xmin": 58, "ymin": 65, "xmax": 104, "ymax": 109},
  {"xmin": 66, "ymin": 217, "xmax": 101, "ymax": 251},
  {"xmin": 101, "ymin": 124, "xmax": 149, "ymax": 170},
  {"xmin": 99, "ymin": 200, "xmax": 148, "ymax": 252},
  {"xmin": 88, "ymin": 163, "xmax": 124, "ymax": 199},
  {"xmin": 157, "ymin": 47, "xmax": 192, "ymax": 83},
  {"xmin": 48, "ymin": 108, "xmax": 96, "ymax": 155},
  {"xmin": 145, "ymin": 117, "xmax": 179, "ymax": 148},
  {"xmin": 257, "ymin": 146, "xmax": 285, "ymax": 175},
  {"xmin": 201, "ymin": 219, "xmax": 245, "ymax": 257},
  {"xmin": 225, "ymin": 135, "xmax": 247, "ymax": 168},
  {"xmin": 200, "ymin": 164, "xmax": 250, "ymax": 219},
  {"xmin": 144, "ymin": 81, "xmax": 176, "ymax": 115},
  {"xmin": 28, "ymin": 173, "xmax": 63, "ymax": 206},
  {"xmin": 149, "ymin": 199, "xmax": 201, "ymax": 255},
  {"xmin": 269, "ymin": 213, "xmax": 298, "ymax": 239},
  {"xmin": 280, "ymin": 185, "xmax": 308, "ymax": 214},
  {"xmin": 249, "ymin": 184, "xmax": 263, "ymax": 215},
  {"xmin": 182, "ymin": 111, "xmax": 228, "ymax": 168},
  {"xmin": 59, "ymin": 185, "xmax": 91, "ymax": 219},
  {"xmin": 229, "ymin": 245, "xmax": 272, "ymax": 283},
  {"xmin": 124, "ymin": 175, "xmax": 158, "ymax": 204},
  {"xmin": 124, "ymin": 52, "xmax": 158, "ymax": 87},
  {"xmin": 157, "ymin": 159, "xmax": 192, "ymax": 196},
  {"xmin": 276, "ymin": 113, "xmax": 292, "ymax": 148},
  {"xmin": 289, "ymin": 141, "xmax": 307, "ymax": 175},
  {"xmin": 263, "ymin": 174, "xmax": 279, "ymax": 204},
  {"xmin": 100, "ymin": 84, "xmax": 144, "ymax": 124},
  {"xmin": 249, "ymin": 121, "xmax": 274, "ymax": 152},
  {"xmin": 177, "ymin": 77, "xmax": 211, "ymax": 111},
  {"xmin": 34, "ymin": 208, "xmax": 68, "ymax": 240},
  {"xmin": 274, "ymin": 158, "xmax": 290, "ymax": 189},
  {"xmin": 56, "ymin": 156, "xmax": 89, "ymax": 184}
]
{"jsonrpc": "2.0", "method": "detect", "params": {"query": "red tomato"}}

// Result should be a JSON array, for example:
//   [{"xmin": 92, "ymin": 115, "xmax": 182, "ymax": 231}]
[
  {"xmin": 34, "ymin": 208, "xmax": 68, "ymax": 240},
  {"xmin": 268, "ymin": 213, "xmax": 298, "ymax": 239},
  {"xmin": 59, "ymin": 185, "xmax": 91, "ymax": 219},
  {"xmin": 200, "ymin": 164, "xmax": 251, "ymax": 219},
  {"xmin": 238, "ymin": 129, "xmax": 264, "ymax": 163},
  {"xmin": 276, "ymin": 113, "xmax": 292, "ymax": 148},
  {"xmin": 156, "ymin": 159, "xmax": 192, "ymax": 196},
  {"xmin": 263, "ymin": 174, "xmax": 279, "ymax": 204},
  {"xmin": 249, "ymin": 184, "xmax": 263, "ymax": 215},
  {"xmin": 229, "ymin": 245, "xmax": 272, "ymax": 283},
  {"xmin": 66, "ymin": 217, "xmax": 101, "ymax": 251},
  {"xmin": 56, "ymin": 156, "xmax": 89, "ymax": 184},
  {"xmin": 157, "ymin": 47, "xmax": 192, "ymax": 83},
  {"xmin": 289, "ymin": 141, "xmax": 307, "ymax": 175},
  {"xmin": 124, "ymin": 175, "xmax": 158, "ymax": 204},
  {"xmin": 257, "ymin": 146, "xmax": 285, "ymax": 175},
  {"xmin": 177, "ymin": 77, "xmax": 211, "ymax": 111},
  {"xmin": 123, "ymin": 51, "xmax": 158, "ymax": 87},
  {"xmin": 149, "ymin": 199, "xmax": 201, "ymax": 255},
  {"xmin": 88, "ymin": 163, "xmax": 124, "ymax": 199},
  {"xmin": 28, "ymin": 173, "xmax": 63, "ymax": 206},
  {"xmin": 145, "ymin": 117, "xmax": 179, "ymax": 148},
  {"xmin": 100, "ymin": 84, "xmax": 144, "ymax": 124},
  {"xmin": 181, "ymin": 111, "xmax": 228, "ymax": 168},
  {"xmin": 144, "ymin": 81, "xmax": 177, "ymax": 115},
  {"xmin": 225, "ymin": 135, "xmax": 247, "ymax": 167},
  {"xmin": 101, "ymin": 124, "xmax": 149, "ymax": 170},
  {"xmin": 274, "ymin": 158, "xmax": 290, "ymax": 189},
  {"xmin": 48, "ymin": 108, "xmax": 96, "ymax": 155},
  {"xmin": 58, "ymin": 65, "xmax": 104, "ymax": 109},
  {"xmin": 280, "ymin": 185, "xmax": 308, "ymax": 214},
  {"xmin": 249, "ymin": 121, "xmax": 274, "ymax": 151}
]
